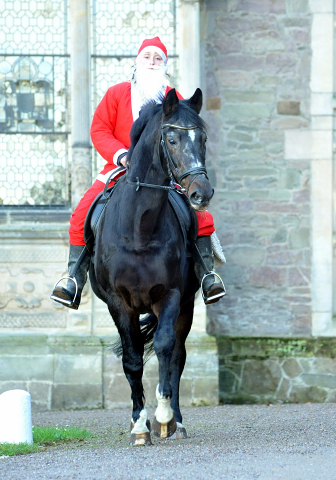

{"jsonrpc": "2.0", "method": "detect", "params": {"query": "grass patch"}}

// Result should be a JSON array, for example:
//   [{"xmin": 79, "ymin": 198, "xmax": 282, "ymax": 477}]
[
  {"xmin": 33, "ymin": 426, "xmax": 94, "ymax": 445},
  {"xmin": 0, "ymin": 443, "xmax": 40, "ymax": 457},
  {"xmin": 0, "ymin": 426, "xmax": 94, "ymax": 457}
]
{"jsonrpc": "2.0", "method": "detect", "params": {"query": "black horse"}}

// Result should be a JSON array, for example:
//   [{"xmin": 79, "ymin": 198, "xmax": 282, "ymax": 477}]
[{"xmin": 90, "ymin": 88, "xmax": 214, "ymax": 445}]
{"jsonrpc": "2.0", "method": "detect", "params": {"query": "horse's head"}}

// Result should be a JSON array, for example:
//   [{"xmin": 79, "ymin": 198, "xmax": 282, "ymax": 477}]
[{"xmin": 161, "ymin": 88, "xmax": 214, "ymax": 211}]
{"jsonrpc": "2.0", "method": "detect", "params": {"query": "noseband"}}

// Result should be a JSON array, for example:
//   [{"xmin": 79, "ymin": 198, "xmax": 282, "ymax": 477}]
[{"xmin": 127, "ymin": 123, "xmax": 208, "ymax": 194}]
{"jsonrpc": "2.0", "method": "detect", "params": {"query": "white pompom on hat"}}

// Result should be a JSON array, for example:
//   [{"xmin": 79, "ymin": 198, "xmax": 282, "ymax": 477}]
[{"xmin": 137, "ymin": 36, "xmax": 168, "ymax": 64}]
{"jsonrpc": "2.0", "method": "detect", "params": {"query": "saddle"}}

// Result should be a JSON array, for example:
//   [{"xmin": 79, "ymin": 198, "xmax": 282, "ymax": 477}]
[{"xmin": 83, "ymin": 179, "xmax": 198, "ymax": 254}]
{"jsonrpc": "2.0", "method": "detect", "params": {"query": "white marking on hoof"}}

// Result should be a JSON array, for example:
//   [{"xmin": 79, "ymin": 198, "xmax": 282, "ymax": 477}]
[
  {"xmin": 133, "ymin": 439, "xmax": 145, "ymax": 446},
  {"xmin": 154, "ymin": 384, "xmax": 174, "ymax": 424},
  {"xmin": 131, "ymin": 433, "xmax": 152, "ymax": 446},
  {"xmin": 131, "ymin": 409, "xmax": 149, "ymax": 434}
]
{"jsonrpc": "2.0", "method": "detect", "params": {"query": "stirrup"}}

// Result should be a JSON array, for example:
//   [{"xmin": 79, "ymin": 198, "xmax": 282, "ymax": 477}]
[
  {"xmin": 50, "ymin": 276, "xmax": 78, "ymax": 307},
  {"xmin": 200, "ymin": 271, "xmax": 227, "ymax": 303}
]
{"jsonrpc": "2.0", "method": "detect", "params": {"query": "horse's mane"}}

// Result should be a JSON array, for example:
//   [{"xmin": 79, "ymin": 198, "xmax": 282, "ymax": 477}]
[{"xmin": 127, "ymin": 99, "xmax": 207, "ymax": 163}]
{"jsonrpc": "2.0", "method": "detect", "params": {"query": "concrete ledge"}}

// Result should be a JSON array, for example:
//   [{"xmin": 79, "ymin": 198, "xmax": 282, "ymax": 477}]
[
  {"xmin": 102, "ymin": 333, "xmax": 219, "ymax": 408},
  {"xmin": 0, "ymin": 333, "xmax": 219, "ymax": 410}
]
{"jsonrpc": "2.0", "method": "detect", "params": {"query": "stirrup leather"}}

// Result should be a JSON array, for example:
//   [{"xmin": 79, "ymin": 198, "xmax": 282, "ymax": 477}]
[
  {"xmin": 200, "ymin": 271, "xmax": 227, "ymax": 302},
  {"xmin": 50, "ymin": 276, "xmax": 78, "ymax": 307}
]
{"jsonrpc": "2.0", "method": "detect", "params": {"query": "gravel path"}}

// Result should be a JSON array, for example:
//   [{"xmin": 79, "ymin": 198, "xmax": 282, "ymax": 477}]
[{"xmin": 1, "ymin": 403, "xmax": 336, "ymax": 479}]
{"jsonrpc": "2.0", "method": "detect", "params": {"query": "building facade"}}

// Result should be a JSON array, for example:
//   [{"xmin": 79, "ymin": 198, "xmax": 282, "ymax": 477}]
[
  {"xmin": 204, "ymin": 0, "xmax": 336, "ymax": 403},
  {"xmin": 1, "ymin": 0, "xmax": 336, "ymax": 409},
  {"xmin": 0, "ymin": 0, "xmax": 218, "ymax": 410}
]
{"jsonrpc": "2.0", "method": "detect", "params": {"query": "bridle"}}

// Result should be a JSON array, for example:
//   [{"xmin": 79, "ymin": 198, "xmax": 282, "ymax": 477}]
[{"xmin": 127, "ymin": 123, "xmax": 208, "ymax": 194}]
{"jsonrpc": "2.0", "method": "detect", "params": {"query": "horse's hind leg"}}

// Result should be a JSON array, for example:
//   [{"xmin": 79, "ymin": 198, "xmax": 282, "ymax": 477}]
[
  {"xmin": 168, "ymin": 297, "xmax": 194, "ymax": 439},
  {"xmin": 109, "ymin": 303, "xmax": 151, "ymax": 446},
  {"xmin": 152, "ymin": 290, "xmax": 181, "ymax": 438}
]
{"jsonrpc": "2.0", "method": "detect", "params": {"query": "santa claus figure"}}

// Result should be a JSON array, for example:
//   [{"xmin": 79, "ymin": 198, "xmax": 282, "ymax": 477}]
[{"xmin": 51, "ymin": 36, "xmax": 226, "ymax": 309}]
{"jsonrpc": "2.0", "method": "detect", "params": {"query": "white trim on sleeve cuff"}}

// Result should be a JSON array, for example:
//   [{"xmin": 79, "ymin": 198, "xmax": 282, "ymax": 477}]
[
  {"xmin": 113, "ymin": 148, "xmax": 128, "ymax": 166},
  {"xmin": 96, "ymin": 167, "xmax": 126, "ymax": 184}
]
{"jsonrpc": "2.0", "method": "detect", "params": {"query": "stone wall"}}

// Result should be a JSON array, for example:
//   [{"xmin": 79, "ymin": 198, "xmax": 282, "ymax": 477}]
[
  {"xmin": 0, "ymin": 333, "xmax": 218, "ymax": 411},
  {"xmin": 0, "ymin": 211, "xmax": 72, "ymax": 330},
  {"xmin": 202, "ymin": 0, "xmax": 313, "ymax": 337},
  {"xmin": 218, "ymin": 337, "xmax": 336, "ymax": 404}
]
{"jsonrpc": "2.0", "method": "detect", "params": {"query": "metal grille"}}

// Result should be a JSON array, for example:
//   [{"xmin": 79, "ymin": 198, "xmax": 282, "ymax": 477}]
[
  {"xmin": 0, "ymin": 0, "xmax": 69, "ymax": 206},
  {"xmin": 0, "ymin": 133, "xmax": 68, "ymax": 206},
  {"xmin": 91, "ymin": 0, "xmax": 179, "ymax": 175},
  {"xmin": 0, "ymin": 0, "xmax": 68, "ymax": 55}
]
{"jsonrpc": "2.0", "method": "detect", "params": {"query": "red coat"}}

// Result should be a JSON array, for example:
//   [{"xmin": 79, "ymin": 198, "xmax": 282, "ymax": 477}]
[{"xmin": 90, "ymin": 82, "xmax": 183, "ymax": 179}]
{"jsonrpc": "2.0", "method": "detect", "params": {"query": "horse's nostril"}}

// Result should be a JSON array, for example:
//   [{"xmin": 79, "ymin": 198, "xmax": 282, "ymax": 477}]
[{"xmin": 191, "ymin": 192, "xmax": 203, "ymax": 204}]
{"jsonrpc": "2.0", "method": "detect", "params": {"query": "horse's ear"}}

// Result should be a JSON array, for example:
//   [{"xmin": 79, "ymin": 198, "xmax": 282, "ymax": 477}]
[
  {"xmin": 187, "ymin": 88, "xmax": 203, "ymax": 114},
  {"xmin": 163, "ymin": 88, "xmax": 179, "ymax": 117}
]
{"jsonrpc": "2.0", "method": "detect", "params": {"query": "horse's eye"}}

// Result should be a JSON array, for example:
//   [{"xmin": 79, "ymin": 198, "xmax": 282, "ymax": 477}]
[{"xmin": 168, "ymin": 138, "xmax": 176, "ymax": 145}]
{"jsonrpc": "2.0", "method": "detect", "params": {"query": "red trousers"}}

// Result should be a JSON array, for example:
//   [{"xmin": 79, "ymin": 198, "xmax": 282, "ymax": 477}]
[{"xmin": 69, "ymin": 179, "xmax": 215, "ymax": 246}]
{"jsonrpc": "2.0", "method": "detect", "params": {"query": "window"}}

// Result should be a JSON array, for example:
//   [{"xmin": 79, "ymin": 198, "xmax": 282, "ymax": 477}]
[{"xmin": 0, "ymin": 0, "xmax": 69, "ymax": 206}]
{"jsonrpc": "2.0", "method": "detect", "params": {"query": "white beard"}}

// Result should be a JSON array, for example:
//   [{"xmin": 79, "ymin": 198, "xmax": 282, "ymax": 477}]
[{"xmin": 131, "ymin": 63, "xmax": 168, "ymax": 115}]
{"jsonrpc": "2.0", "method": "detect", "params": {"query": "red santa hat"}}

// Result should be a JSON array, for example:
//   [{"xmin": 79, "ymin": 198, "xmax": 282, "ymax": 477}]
[{"xmin": 137, "ymin": 36, "xmax": 168, "ymax": 64}]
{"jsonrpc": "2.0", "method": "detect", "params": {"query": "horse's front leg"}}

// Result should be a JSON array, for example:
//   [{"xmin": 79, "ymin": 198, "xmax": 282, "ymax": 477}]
[
  {"xmin": 168, "ymin": 296, "xmax": 195, "ymax": 439},
  {"xmin": 152, "ymin": 289, "xmax": 181, "ymax": 438},
  {"xmin": 108, "ymin": 299, "xmax": 151, "ymax": 446}
]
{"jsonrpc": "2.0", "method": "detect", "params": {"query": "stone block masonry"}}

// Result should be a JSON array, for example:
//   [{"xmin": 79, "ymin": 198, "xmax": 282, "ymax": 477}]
[
  {"xmin": 218, "ymin": 337, "xmax": 336, "ymax": 404},
  {"xmin": 0, "ymin": 333, "xmax": 219, "ymax": 410},
  {"xmin": 2, "ymin": 333, "xmax": 335, "ymax": 408},
  {"xmin": 202, "ymin": 0, "xmax": 312, "ymax": 337}
]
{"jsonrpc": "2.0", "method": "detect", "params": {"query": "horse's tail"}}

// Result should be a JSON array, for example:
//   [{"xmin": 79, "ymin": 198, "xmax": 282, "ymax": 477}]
[
  {"xmin": 140, "ymin": 313, "xmax": 158, "ymax": 363},
  {"xmin": 111, "ymin": 313, "xmax": 158, "ymax": 363}
]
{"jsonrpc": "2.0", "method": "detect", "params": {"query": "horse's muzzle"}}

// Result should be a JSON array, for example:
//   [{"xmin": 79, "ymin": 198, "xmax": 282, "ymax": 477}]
[{"xmin": 189, "ymin": 186, "xmax": 214, "ymax": 211}]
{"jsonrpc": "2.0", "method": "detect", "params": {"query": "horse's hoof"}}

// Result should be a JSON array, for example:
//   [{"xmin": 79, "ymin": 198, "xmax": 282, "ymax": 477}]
[
  {"xmin": 168, "ymin": 422, "xmax": 187, "ymax": 440},
  {"xmin": 130, "ymin": 431, "xmax": 152, "ymax": 446},
  {"xmin": 130, "ymin": 418, "xmax": 152, "ymax": 445},
  {"xmin": 152, "ymin": 415, "xmax": 177, "ymax": 438}
]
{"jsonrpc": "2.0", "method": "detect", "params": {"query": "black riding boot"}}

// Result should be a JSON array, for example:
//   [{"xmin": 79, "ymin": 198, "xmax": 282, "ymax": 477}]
[
  {"xmin": 50, "ymin": 245, "xmax": 91, "ymax": 310},
  {"xmin": 194, "ymin": 235, "xmax": 226, "ymax": 305}
]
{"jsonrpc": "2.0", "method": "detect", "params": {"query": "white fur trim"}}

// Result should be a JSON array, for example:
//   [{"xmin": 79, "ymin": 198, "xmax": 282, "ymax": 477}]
[
  {"xmin": 211, "ymin": 231, "xmax": 226, "ymax": 267},
  {"xmin": 131, "ymin": 83, "xmax": 142, "ymax": 121},
  {"xmin": 96, "ymin": 167, "xmax": 126, "ymax": 184},
  {"xmin": 137, "ymin": 45, "xmax": 167, "ymax": 64},
  {"xmin": 113, "ymin": 148, "xmax": 127, "ymax": 166}
]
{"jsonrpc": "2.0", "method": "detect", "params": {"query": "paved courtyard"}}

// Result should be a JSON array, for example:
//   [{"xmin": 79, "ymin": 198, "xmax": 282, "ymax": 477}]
[{"xmin": 1, "ymin": 403, "xmax": 336, "ymax": 479}]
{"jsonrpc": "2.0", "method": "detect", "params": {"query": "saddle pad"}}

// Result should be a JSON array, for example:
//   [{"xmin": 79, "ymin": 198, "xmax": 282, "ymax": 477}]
[{"xmin": 83, "ymin": 187, "xmax": 114, "ymax": 253}]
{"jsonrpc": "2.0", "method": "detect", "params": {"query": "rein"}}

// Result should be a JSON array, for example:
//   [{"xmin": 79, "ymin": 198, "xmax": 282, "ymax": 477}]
[
  {"xmin": 127, "ymin": 177, "xmax": 186, "ymax": 194},
  {"xmin": 126, "ymin": 123, "xmax": 208, "ymax": 194}
]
